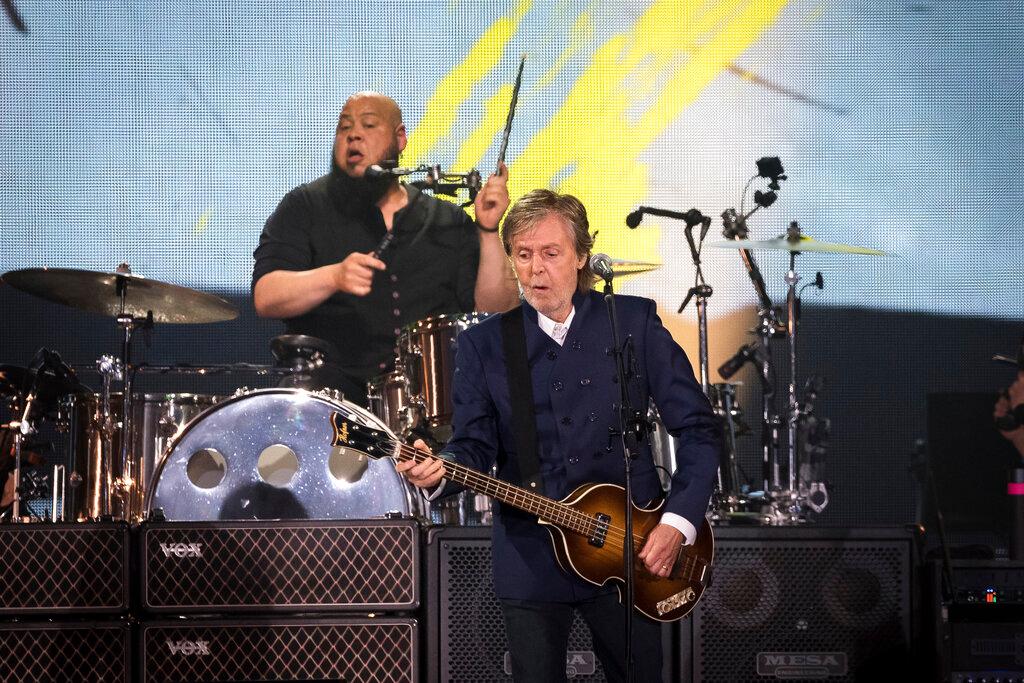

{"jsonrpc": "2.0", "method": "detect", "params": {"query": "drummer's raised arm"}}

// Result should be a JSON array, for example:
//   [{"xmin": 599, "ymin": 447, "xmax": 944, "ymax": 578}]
[{"xmin": 472, "ymin": 163, "xmax": 520, "ymax": 313}]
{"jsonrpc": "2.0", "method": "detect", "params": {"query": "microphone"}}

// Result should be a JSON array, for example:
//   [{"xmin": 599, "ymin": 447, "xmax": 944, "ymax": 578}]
[
  {"xmin": 365, "ymin": 163, "xmax": 422, "ymax": 179},
  {"xmin": 589, "ymin": 253, "xmax": 614, "ymax": 281},
  {"xmin": 625, "ymin": 209, "xmax": 644, "ymax": 229},
  {"xmin": 717, "ymin": 342, "xmax": 761, "ymax": 380}
]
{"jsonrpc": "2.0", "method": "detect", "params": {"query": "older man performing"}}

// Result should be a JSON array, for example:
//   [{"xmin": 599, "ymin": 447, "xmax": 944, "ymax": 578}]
[
  {"xmin": 398, "ymin": 189, "xmax": 719, "ymax": 681},
  {"xmin": 253, "ymin": 92, "xmax": 519, "ymax": 403}
]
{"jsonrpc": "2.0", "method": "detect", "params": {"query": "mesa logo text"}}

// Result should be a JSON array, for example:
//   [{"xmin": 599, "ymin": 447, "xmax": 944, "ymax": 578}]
[{"xmin": 756, "ymin": 652, "xmax": 848, "ymax": 679}]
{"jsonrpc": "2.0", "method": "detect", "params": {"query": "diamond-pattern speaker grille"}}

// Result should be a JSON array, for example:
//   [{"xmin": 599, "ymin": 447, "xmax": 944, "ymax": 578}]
[
  {"xmin": 0, "ymin": 524, "xmax": 128, "ymax": 613},
  {"xmin": 142, "ymin": 619, "xmax": 415, "ymax": 683},
  {"xmin": 440, "ymin": 539, "xmax": 606, "ymax": 682},
  {"xmin": 694, "ymin": 540, "xmax": 910, "ymax": 682},
  {"xmin": 0, "ymin": 623, "xmax": 129, "ymax": 682},
  {"xmin": 144, "ymin": 522, "xmax": 418, "ymax": 611}
]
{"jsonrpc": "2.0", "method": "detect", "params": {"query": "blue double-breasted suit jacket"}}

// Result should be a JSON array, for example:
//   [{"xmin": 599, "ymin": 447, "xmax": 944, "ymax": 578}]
[{"xmin": 440, "ymin": 288, "xmax": 720, "ymax": 601}]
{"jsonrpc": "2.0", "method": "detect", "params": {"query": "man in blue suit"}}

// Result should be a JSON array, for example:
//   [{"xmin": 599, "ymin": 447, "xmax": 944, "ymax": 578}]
[{"xmin": 398, "ymin": 189, "xmax": 719, "ymax": 682}]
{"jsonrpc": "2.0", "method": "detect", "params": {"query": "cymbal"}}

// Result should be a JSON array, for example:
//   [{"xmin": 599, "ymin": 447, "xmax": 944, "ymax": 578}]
[
  {"xmin": 2, "ymin": 268, "xmax": 238, "ymax": 323},
  {"xmin": 708, "ymin": 235, "xmax": 886, "ymax": 256},
  {"xmin": 608, "ymin": 259, "xmax": 662, "ymax": 276}
]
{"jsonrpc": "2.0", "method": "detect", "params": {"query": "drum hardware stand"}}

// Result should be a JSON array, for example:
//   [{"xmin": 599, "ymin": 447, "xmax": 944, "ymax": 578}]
[
  {"xmin": 7, "ymin": 390, "xmax": 39, "ymax": 521},
  {"xmin": 51, "ymin": 464, "xmax": 66, "ymax": 522},
  {"xmin": 721, "ymin": 159, "xmax": 791, "ymax": 522},
  {"xmin": 96, "ymin": 354, "xmax": 122, "ymax": 519}
]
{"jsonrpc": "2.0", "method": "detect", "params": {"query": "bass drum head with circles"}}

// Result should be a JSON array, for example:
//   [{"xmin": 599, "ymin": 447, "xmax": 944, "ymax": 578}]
[{"xmin": 147, "ymin": 388, "xmax": 418, "ymax": 521}]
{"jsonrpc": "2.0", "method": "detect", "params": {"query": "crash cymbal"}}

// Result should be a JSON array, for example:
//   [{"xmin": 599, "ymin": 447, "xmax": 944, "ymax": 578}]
[
  {"xmin": 608, "ymin": 259, "xmax": 662, "ymax": 276},
  {"xmin": 708, "ymin": 235, "xmax": 886, "ymax": 256},
  {"xmin": 2, "ymin": 268, "xmax": 238, "ymax": 323}
]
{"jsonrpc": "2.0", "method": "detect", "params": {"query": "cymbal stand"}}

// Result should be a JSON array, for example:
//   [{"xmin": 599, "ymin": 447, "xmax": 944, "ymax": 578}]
[
  {"xmin": 96, "ymin": 354, "xmax": 121, "ymax": 519},
  {"xmin": 111, "ymin": 264, "xmax": 152, "ymax": 520},
  {"xmin": 721, "ymin": 208, "xmax": 786, "ymax": 502},
  {"xmin": 9, "ymin": 391, "xmax": 39, "ymax": 521},
  {"xmin": 782, "ymin": 221, "xmax": 806, "ymax": 522}
]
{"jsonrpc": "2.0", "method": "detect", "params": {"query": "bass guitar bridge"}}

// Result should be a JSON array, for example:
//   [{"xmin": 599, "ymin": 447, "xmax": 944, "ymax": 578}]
[{"xmin": 588, "ymin": 513, "xmax": 610, "ymax": 547}]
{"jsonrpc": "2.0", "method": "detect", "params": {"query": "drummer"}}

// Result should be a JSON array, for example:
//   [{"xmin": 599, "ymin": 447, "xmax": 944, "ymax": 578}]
[{"xmin": 253, "ymin": 91, "xmax": 520, "ymax": 404}]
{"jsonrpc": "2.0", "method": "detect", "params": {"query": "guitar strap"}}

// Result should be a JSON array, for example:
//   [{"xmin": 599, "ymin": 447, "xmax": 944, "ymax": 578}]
[{"xmin": 501, "ymin": 306, "xmax": 544, "ymax": 490}]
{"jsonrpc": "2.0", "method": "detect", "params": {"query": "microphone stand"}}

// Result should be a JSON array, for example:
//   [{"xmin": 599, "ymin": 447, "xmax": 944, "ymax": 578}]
[
  {"xmin": 602, "ymin": 271, "xmax": 646, "ymax": 683},
  {"xmin": 676, "ymin": 215, "xmax": 743, "ymax": 509}
]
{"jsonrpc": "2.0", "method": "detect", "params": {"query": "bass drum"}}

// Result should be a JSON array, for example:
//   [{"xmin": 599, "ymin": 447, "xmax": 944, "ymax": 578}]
[{"xmin": 146, "ymin": 388, "xmax": 419, "ymax": 521}]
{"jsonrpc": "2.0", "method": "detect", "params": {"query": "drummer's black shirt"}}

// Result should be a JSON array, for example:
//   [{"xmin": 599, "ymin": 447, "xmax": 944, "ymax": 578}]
[{"xmin": 252, "ymin": 170, "xmax": 479, "ymax": 402}]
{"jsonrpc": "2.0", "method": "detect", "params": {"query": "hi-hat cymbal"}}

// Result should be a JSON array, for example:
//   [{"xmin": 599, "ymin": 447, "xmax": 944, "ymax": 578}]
[
  {"xmin": 608, "ymin": 259, "xmax": 662, "ymax": 276},
  {"xmin": 1, "ymin": 268, "xmax": 238, "ymax": 323},
  {"xmin": 708, "ymin": 235, "xmax": 886, "ymax": 256}
]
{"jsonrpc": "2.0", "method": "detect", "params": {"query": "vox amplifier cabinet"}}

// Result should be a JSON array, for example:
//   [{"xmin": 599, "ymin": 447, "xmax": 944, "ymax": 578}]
[
  {"xmin": 140, "ymin": 617, "xmax": 417, "ymax": 683},
  {"xmin": 139, "ymin": 519, "xmax": 420, "ymax": 614},
  {"xmin": 682, "ymin": 527, "xmax": 915, "ymax": 682},
  {"xmin": 0, "ymin": 621, "xmax": 130, "ymax": 682},
  {"xmin": 0, "ymin": 522, "xmax": 130, "ymax": 615}
]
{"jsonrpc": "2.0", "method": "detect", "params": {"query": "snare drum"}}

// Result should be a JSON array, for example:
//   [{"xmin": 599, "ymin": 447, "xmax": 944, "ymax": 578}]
[
  {"xmin": 147, "ymin": 388, "xmax": 419, "ymax": 521},
  {"xmin": 399, "ymin": 313, "xmax": 491, "ymax": 431}
]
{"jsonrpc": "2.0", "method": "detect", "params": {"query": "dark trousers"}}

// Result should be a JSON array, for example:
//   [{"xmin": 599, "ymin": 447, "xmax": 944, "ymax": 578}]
[{"xmin": 500, "ymin": 592, "xmax": 664, "ymax": 683}]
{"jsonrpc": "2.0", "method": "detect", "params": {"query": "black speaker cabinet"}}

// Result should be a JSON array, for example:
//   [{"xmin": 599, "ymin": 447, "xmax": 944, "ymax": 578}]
[
  {"xmin": 922, "ymin": 559, "xmax": 1024, "ymax": 682},
  {"xmin": 0, "ymin": 621, "xmax": 131, "ymax": 682},
  {"xmin": 681, "ymin": 526, "xmax": 915, "ymax": 682},
  {"xmin": 139, "ymin": 519, "xmax": 419, "ymax": 613},
  {"xmin": 425, "ymin": 525, "xmax": 675, "ymax": 682},
  {"xmin": 140, "ymin": 617, "xmax": 418, "ymax": 683},
  {"xmin": 0, "ymin": 522, "xmax": 129, "ymax": 615}
]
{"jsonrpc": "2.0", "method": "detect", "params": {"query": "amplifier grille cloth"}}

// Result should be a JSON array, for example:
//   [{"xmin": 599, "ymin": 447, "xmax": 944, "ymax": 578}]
[
  {"xmin": 694, "ymin": 541, "xmax": 910, "ymax": 682},
  {"xmin": 0, "ymin": 525, "xmax": 127, "ymax": 612},
  {"xmin": 441, "ymin": 539, "xmax": 606, "ymax": 681},
  {"xmin": 0, "ymin": 623, "xmax": 129, "ymax": 682},
  {"xmin": 144, "ymin": 523, "xmax": 417, "ymax": 610},
  {"xmin": 142, "ymin": 620, "xmax": 415, "ymax": 683}
]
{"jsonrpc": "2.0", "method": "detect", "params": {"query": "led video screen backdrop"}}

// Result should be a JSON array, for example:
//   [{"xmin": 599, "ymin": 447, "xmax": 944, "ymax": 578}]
[{"xmin": 2, "ymin": 0, "xmax": 1022, "ymax": 526}]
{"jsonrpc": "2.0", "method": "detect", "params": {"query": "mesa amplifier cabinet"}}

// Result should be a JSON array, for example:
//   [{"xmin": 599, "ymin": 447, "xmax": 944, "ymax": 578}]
[
  {"xmin": 0, "ymin": 521, "xmax": 130, "ymax": 615},
  {"xmin": 140, "ymin": 519, "xmax": 420, "ymax": 613},
  {"xmin": 140, "ymin": 617, "xmax": 417, "ymax": 683},
  {"xmin": 681, "ymin": 527, "xmax": 915, "ymax": 682},
  {"xmin": 0, "ymin": 621, "xmax": 131, "ymax": 682},
  {"xmin": 425, "ymin": 525, "xmax": 675, "ymax": 682}
]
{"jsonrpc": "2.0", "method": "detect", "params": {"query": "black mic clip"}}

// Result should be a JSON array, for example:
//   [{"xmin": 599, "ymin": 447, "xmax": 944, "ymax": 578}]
[{"xmin": 677, "ymin": 284, "xmax": 713, "ymax": 313}]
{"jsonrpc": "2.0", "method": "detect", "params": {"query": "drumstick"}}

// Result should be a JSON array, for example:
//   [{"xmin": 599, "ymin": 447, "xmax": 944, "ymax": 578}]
[{"xmin": 495, "ymin": 54, "xmax": 526, "ymax": 175}]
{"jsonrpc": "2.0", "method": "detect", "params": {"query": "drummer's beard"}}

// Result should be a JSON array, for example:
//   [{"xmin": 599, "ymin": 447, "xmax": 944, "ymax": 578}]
[{"xmin": 330, "ymin": 143, "xmax": 401, "ymax": 208}]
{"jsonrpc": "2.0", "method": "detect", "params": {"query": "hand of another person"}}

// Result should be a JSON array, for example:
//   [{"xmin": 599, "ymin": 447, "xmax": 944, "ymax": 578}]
[
  {"xmin": 333, "ymin": 252, "xmax": 386, "ymax": 296},
  {"xmin": 638, "ymin": 523, "xmax": 684, "ymax": 578},
  {"xmin": 395, "ymin": 439, "xmax": 447, "ymax": 489},
  {"xmin": 474, "ymin": 162, "xmax": 510, "ymax": 231}
]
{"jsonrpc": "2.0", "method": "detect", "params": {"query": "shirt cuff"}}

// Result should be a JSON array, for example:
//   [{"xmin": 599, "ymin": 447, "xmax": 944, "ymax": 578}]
[
  {"xmin": 423, "ymin": 480, "xmax": 448, "ymax": 501},
  {"xmin": 659, "ymin": 512, "xmax": 698, "ymax": 546},
  {"xmin": 422, "ymin": 451, "xmax": 458, "ymax": 501}
]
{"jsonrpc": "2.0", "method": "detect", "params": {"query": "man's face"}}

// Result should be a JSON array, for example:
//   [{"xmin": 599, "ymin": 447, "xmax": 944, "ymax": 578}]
[
  {"xmin": 333, "ymin": 95, "xmax": 407, "ymax": 177},
  {"xmin": 511, "ymin": 213, "xmax": 585, "ymax": 323}
]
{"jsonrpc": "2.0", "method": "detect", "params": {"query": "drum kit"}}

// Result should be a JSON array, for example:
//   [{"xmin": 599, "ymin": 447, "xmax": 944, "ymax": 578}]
[{"xmin": 0, "ymin": 264, "xmax": 422, "ymax": 525}]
